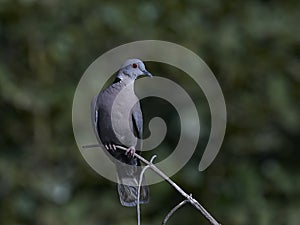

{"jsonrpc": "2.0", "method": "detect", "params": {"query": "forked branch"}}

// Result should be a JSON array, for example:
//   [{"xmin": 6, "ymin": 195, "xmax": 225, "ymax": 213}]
[
  {"xmin": 114, "ymin": 145, "xmax": 221, "ymax": 225},
  {"xmin": 82, "ymin": 144, "xmax": 221, "ymax": 225}
]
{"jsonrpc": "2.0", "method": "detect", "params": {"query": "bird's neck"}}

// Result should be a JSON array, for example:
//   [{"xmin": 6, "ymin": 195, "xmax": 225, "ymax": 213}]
[
  {"xmin": 121, "ymin": 80, "xmax": 135, "ymax": 94},
  {"xmin": 116, "ymin": 75, "xmax": 135, "ymax": 88},
  {"xmin": 113, "ymin": 76, "xmax": 135, "ymax": 95}
]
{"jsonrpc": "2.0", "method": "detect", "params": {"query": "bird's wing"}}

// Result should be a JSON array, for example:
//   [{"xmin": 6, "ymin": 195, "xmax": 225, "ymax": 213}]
[
  {"xmin": 91, "ymin": 95, "xmax": 100, "ymax": 140},
  {"xmin": 132, "ymin": 102, "xmax": 143, "ymax": 140}
]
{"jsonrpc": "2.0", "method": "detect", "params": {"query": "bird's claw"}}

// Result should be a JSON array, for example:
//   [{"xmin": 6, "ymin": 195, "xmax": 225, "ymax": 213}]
[
  {"xmin": 125, "ymin": 146, "xmax": 136, "ymax": 158},
  {"xmin": 104, "ymin": 143, "xmax": 116, "ymax": 152}
]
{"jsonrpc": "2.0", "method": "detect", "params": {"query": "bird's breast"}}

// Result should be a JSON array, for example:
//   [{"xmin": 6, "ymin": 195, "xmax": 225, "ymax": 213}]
[{"xmin": 98, "ymin": 85, "xmax": 138, "ymax": 147}]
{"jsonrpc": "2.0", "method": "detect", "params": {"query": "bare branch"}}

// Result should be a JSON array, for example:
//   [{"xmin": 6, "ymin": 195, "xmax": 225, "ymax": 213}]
[
  {"xmin": 82, "ymin": 144, "xmax": 221, "ymax": 225},
  {"xmin": 137, "ymin": 155, "xmax": 157, "ymax": 225},
  {"xmin": 115, "ymin": 145, "xmax": 221, "ymax": 225}
]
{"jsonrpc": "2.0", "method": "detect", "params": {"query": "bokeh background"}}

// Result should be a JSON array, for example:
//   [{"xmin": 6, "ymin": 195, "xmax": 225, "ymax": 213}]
[{"xmin": 1, "ymin": 0, "xmax": 299, "ymax": 225}]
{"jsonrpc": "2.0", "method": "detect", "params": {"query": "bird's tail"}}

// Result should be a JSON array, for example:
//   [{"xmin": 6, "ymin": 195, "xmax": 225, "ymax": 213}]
[{"xmin": 116, "ymin": 160, "xmax": 149, "ymax": 207}]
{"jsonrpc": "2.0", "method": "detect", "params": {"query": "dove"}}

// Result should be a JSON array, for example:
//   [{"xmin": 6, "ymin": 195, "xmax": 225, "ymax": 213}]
[{"xmin": 92, "ymin": 59, "xmax": 152, "ymax": 206}]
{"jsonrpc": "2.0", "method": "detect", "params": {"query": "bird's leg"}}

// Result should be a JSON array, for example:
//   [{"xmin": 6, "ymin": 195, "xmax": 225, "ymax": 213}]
[
  {"xmin": 125, "ymin": 146, "xmax": 136, "ymax": 158},
  {"xmin": 104, "ymin": 143, "xmax": 116, "ymax": 152}
]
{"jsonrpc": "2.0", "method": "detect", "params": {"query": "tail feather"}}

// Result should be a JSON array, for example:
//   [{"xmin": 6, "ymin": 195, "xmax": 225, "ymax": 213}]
[
  {"xmin": 116, "ymin": 159, "xmax": 149, "ymax": 207},
  {"xmin": 118, "ymin": 183, "xmax": 149, "ymax": 207}
]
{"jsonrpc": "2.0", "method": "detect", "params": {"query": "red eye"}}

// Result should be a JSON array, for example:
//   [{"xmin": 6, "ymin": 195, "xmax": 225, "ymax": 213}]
[{"xmin": 132, "ymin": 63, "xmax": 138, "ymax": 68}]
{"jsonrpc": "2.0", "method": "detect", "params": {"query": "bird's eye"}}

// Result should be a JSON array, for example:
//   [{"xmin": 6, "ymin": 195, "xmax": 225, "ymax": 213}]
[{"xmin": 132, "ymin": 63, "xmax": 138, "ymax": 68}]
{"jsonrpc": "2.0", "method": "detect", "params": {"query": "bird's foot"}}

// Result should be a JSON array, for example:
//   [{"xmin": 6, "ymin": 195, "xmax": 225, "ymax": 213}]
[
  {"xmin": 104, "ymin": 143, "xmax": 116, "ymax": 152},
  {"xmin": 125, "ymin": 146, "xmax": 136, "ymax": 158}
]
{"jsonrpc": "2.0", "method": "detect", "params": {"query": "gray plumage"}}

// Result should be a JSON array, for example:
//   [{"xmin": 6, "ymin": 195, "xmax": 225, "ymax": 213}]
[{"xmin": 91, "ymin": 59, "xmax": 152, "ymax": 206}]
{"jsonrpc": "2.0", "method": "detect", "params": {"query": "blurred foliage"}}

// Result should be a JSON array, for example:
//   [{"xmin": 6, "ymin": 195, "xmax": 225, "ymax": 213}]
[{"xmin": 0, "ymin": 0, "xmax": 300, "ymax": 225}]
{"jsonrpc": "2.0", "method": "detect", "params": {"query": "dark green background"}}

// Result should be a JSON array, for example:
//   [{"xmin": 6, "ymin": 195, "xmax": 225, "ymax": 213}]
[{"xmin": 0, "ymin": 0, "xmax": 299, "ymax": 224}]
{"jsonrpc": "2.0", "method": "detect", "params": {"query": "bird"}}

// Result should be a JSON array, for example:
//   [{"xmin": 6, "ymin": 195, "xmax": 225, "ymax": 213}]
[{"xmin": 91, "ymin": 59, "xmax": 152, "ymax": 207}]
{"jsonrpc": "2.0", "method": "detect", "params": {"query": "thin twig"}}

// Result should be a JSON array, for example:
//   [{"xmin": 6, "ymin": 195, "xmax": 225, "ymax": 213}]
[
  {"xmin": 82, "ymin": 144, "xmax": 101, "ymax": 149},
  {"xmin": 162, "ymin": 199, "xmax": 189, "ymax": 225},
  {"xmin": 137, "ymin": 155, "xmax": 157, "ymax": 225},
  {"xmin": 82, "ymin": 144, "xmax": 221, "ymax": 225}
]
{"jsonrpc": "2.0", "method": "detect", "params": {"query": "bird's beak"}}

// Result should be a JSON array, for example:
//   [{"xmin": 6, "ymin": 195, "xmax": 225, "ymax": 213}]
[{"xmin": 142, "ymin": 70, "xmax": 153, "ymax": 77}]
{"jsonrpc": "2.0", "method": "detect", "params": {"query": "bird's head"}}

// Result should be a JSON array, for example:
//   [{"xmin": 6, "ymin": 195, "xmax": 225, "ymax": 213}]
[{"xmin": 116, "ymin": 59, "xmax": 152, "ymax": 81}]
